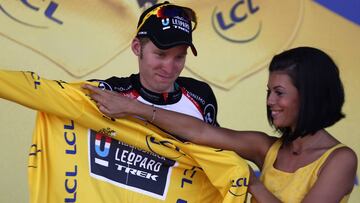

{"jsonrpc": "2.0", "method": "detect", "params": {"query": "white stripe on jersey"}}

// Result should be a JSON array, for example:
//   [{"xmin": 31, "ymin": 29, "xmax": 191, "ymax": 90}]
[{"xmin": 137, "ymin": 95, "xmax": 203, "ymax": 121}]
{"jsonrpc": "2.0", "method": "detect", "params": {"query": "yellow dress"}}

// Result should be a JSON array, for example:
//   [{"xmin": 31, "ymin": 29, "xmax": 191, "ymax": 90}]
[{"xmin": 252, "ymin": 139, "xmax": 349, "ymax": 203}]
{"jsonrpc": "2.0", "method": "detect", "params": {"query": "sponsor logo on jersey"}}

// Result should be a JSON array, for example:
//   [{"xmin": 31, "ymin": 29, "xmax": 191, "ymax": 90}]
[
  {"xmin": 27, "ymin": 71, "xmax": 41, "ymax": 89},
  {"xmin": 63, "ymin": 120, "xmax": 78, "ymax": 202},
  {"xmin": 88, "ymin": 130, "xmax": 176, "ymax": 200},
  {"xmin": 146, "ymin": 135, "xmax": 187, "ymax": 160},
  {"xmin": 229, "ymin": 177, "xmax": 248, "ymax": 197},
  {"xmin": 97, "ymin": 81, "xmax": 113, "ymax": 91},
  {"xmin": 204, "ymin": 104, "xmax": 216, "ymax": 125}
]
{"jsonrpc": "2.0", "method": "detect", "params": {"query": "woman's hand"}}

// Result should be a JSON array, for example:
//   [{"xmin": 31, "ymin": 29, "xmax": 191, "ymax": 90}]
[
  {"xmin": 248, "ymin": 165, "xmax": 281, "ymax": 203},
  {"xmin": 82, "ymin": 84, "xmax": 136, "ymax": 118},
  {"xmin": 248, "ymin": 165, "xmax": 262, "ymax": 193}
]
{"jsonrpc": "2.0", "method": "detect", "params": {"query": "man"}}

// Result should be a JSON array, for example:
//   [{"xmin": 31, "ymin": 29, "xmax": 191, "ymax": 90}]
[
  {"xmin": 93, "ymin": 1, "xmax": 219, "ymax": 128},
  {"xmin": 1, "ymin": 2, "xmax": 252, "ymax": 203}
]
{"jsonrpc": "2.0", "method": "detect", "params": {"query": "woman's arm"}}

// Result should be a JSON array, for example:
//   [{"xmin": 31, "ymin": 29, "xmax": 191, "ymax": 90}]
[
  {"xmin": 302, "ymin": 147, "xmax": 357, "ymax": 203},
  {"xmin": 83, "ymin": 84, "xmax": 275, "ymax": 166}
]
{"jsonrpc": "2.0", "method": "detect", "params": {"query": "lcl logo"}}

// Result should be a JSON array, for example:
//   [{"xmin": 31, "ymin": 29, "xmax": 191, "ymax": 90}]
[
  {"xmin": 184, "ymin": 0, "xmax": 304, "ymax": 89},
  {"xmin": 0, "ymin": 0, "xmax": 63, "ymax": 28},
  {"xmin": 212, "ymin": 0, "xmax": 260, "ymax": 43}
]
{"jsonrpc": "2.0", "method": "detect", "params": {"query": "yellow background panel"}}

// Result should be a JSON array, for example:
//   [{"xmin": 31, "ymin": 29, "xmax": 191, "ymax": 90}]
[{"xmin": 0, "ymin": 0, "xmax": 359, "ymax": 202}]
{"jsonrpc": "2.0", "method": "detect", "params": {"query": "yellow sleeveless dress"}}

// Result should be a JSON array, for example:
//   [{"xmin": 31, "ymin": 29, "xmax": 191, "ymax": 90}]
[{"xmin": 252, "ymin": 139, "xmax": 349, "ymax": 203}]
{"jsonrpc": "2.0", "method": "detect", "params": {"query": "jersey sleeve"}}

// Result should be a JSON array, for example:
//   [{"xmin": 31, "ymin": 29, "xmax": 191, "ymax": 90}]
[
  {"xmin": 203, "ymin": 82, "xmax": 220, "ymax": 126},
  {"xmin": 0, "ymin": 69, "xmax": 88, "ymax": 119},
  {"xmin": 178, "ymin": 77, "xmax": 220, "ymax": 126}
]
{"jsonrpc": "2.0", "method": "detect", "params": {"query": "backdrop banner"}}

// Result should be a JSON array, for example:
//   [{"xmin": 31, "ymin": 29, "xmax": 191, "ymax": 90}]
[{"xmin": 0, "ymin": 0, "xmax": 359, "ymax": 202}]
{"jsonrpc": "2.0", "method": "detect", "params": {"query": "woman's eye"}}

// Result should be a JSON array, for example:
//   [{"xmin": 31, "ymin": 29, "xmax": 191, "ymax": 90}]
[{"xmin": 275, "ymin": 91, "xmax": 283, "ymax": 96}]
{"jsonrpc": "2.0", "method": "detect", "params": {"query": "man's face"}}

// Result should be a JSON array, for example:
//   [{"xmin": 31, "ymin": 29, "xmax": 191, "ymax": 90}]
[{"xmin": 132, "ymin": 38, "xmax": 188, "ymax": 93}]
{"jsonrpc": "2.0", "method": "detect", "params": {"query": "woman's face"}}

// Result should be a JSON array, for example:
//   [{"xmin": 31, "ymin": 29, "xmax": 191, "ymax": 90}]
[{"xmin": 267, "ymin": 71, "xmax": 300, "ymax": 130}]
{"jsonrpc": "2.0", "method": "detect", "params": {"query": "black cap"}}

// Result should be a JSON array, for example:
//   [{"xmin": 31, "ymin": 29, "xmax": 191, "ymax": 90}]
[{"xmin": 136, "ymin": 1, "xmax": 198, "ymax": 56}]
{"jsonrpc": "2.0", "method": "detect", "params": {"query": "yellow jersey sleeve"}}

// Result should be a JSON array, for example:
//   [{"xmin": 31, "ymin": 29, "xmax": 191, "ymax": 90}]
[{"xmin": 0, "ymin": 69, "xmax": 85, "ymax": 119}]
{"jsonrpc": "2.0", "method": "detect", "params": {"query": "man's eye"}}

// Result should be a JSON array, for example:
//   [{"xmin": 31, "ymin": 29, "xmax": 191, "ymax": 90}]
[
  {"xmin": 176, "ymin": 55, "xmax": 186, "ymax": 59},
  {"xmin": 155, "ymin": 52, "xmax": 164, "ymax": 57}
]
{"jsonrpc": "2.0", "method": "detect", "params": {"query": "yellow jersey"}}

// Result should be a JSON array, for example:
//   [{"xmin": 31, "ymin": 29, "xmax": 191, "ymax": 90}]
[{"xmin": 0, "ymin": 70, "xmax": 249, "ymax": 203}]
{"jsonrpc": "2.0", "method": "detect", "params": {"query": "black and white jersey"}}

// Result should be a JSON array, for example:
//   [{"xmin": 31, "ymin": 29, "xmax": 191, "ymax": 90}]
[{"xmin": 93, "ymin": 74, "xmax": 219, "ymax": 126}]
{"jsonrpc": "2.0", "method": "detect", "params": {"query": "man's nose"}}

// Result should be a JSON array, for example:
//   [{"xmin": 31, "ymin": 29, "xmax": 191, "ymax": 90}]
[{"xmin": 161, "ymin": 59, "xmax": 176, "ymax": 74}]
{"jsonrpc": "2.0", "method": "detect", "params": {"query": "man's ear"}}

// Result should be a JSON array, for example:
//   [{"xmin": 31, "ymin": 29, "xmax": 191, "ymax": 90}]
[{"xmin": 131, "ymin": 38, "xmax": 141, "ymax": 56}]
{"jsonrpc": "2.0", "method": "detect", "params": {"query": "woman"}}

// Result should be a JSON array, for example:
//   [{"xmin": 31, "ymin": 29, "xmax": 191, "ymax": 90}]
[{"xmin": 84, "ymin": 47, "xmax": 357, "ymax": 202}]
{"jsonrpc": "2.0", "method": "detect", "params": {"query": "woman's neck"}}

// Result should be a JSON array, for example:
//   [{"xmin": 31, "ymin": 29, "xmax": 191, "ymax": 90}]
[{"xmin": 289, "ymin": 130, "xmax": 325, "ymax": 155}]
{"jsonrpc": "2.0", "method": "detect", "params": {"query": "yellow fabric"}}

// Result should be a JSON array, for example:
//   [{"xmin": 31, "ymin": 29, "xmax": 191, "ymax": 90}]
[
  {"xmin": 0, "ymin": 0, "xmax": 138, "ymax": 77},
  {"xmin": 0, "ymin": 69, "xmax": 249, "ymax": 203},
  {"xmin": 254, "ymin": 139, "xmax": 349, "ymax": 203}
]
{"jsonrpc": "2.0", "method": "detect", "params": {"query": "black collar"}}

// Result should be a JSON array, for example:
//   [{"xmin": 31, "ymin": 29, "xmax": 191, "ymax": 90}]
[{"xmin": 130, "ymin": 74, "xmax": 182, "ymax": 105}]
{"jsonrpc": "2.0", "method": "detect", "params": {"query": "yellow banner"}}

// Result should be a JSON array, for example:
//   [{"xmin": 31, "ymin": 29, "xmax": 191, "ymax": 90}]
[{"xmin": 0, "ymin": 0, "xmax": 359, "ymax": 202}]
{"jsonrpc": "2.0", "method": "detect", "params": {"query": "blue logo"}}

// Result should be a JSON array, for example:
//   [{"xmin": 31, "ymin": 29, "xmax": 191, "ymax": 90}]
[
  {"xmin": 229, "ymin": 177, "xmax": 248, "ymax": 197},
  {"xmin": 212, "ymin": 0, "xmax": 261, "ymax": 43},
  {"xmin": 0, "ymin": 0, "xmax": 63, "ymax": 28}
]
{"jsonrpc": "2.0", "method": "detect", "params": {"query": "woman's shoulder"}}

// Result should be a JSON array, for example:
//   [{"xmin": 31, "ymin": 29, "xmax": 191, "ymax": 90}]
[
  {"xmin": 314, "ymin": 144, "xmax": 358, "ymax": 198},
  {"xmin": 328, "ymin": 145, "xmax": 357, "ymax": 165},
  {"xmin": 320, "ymin": 143, "xmax": 358, "ymax": 176},
  {"xmin": 324, "ymin": 133, "xmax": 357, "ymax": 165},
  {"xmin": 301, "ymin": 144, "xmax": 357, "ymax": 203},
  {"xmin": 318, "ymin": 131, "xmax": 357, "ymax": 167}
]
